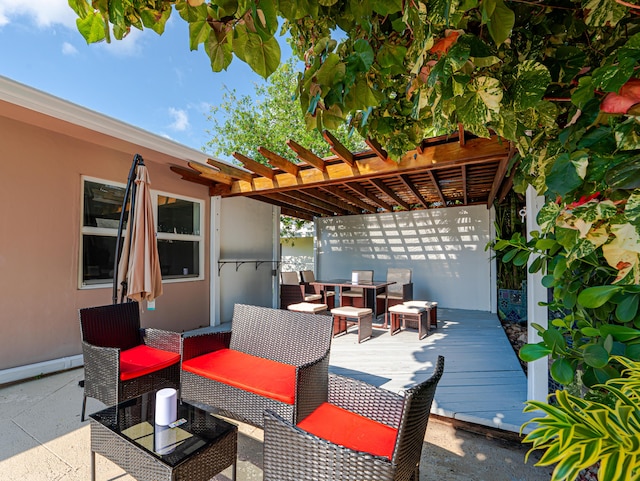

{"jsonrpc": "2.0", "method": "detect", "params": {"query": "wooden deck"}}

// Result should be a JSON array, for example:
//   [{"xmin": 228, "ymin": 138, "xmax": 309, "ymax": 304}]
[
  {"xmin": 329, "ymin": 308, "xmax": 537, "ymax": 433},
  {"xmin": 191, "ymin": 307, "xmax": 537, "ymax": 434}
]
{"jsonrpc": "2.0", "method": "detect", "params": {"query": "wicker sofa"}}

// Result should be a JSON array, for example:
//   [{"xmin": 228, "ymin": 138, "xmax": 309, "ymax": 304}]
[{"xmin": 180, "ymin": 304, "xmax": 333, "ymax": 427}]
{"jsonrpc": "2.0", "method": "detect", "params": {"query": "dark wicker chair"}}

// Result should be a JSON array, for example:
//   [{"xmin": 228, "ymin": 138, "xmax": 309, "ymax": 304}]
[
  {"xmin": 300, "ymin": 270, "xmax": 335, "ymax": 309},
  {"xmin": 181, "ymin": 304, "xmax": 333, "ymax": 428},
  {"xmin": 280, "ymin": 271, "xmax": 322, "ymax": 309},
  {"xmin": 79, "ymin": 302, "xmax": 181, "ymax": 421},
  {"xmin": 263, "ymin": 355, "xmax": 445, "ymax": 481}
]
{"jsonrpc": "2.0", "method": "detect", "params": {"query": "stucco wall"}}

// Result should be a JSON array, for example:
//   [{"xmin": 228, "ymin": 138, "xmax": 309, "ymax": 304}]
[
  {"xmin": 0, "ymin": 115, "xmax": 211, "ymax": 372},
  {"xmin": 316, "ymin": 206, "xmax": 494, "ymax": 311}
]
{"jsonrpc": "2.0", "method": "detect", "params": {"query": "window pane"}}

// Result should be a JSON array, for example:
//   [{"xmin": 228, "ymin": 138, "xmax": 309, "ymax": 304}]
[
  {"xmin": 82, "ymin": 235, "xmax": 120, "ymax": 284},
  {"xmin": 84, "ymin": 180, "xmax": 127, "ymax": 229},
  {"xmin": 157, "ymin": 196, "xmax": 200, "ymax": 235},
  {"xmin": 158, "ymin": 240, "xmax": 200, "ymax": 278}
]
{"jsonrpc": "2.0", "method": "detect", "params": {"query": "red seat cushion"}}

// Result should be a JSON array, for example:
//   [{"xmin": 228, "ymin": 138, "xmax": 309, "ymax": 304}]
[
  {"xmin": 119, "ymin": 345, "xmax": 181, "ymax": 381},
  {"xmin": 297, "ymin": 402, "xmax": 398, "ymax": 459},
  {"xmin": 181, "ymin": 348, "xmax": 296, "ymax": 404}
]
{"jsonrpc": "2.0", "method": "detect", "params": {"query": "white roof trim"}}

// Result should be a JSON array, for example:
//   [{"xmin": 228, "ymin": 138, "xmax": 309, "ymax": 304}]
[{"xmin": 0, "ymin": 75, "xmax": 215, "ymax": 166}]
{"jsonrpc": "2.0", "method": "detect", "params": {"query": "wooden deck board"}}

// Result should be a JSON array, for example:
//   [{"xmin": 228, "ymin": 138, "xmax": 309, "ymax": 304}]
[{"xmin": 329, "ymin": 308, "xmax": 537, "ymax": 433}]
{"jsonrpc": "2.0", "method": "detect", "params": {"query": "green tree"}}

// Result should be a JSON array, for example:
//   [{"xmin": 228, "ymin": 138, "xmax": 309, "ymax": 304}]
[
  {"xmin": 205, "ymin": 58, "xmax": 365, "ymax": 163},
  {"xmin": 204, "ymin": 58, "xmax": 365, "ymax": 238}
]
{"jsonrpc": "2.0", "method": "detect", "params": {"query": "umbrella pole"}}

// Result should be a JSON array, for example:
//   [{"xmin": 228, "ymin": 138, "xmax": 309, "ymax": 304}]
[{"xmin": 112, "ymin": 154, "xmax": 145, "ymax": 304}]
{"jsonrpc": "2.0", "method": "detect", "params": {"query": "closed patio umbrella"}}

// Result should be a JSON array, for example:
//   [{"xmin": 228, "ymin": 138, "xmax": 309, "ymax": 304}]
[{"xmin": 114, "ymin": 154, "xmax": 163, "ymax": 303}]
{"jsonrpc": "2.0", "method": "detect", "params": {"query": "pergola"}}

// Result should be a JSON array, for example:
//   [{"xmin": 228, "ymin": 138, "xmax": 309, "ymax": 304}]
[{"xmin": 170, "ymin": 129, "xmax": 515, "ymax": 219}]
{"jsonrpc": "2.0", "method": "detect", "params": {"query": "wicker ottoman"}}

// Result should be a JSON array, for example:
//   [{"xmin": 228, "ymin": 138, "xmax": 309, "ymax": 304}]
[
  {"xmin": 403, "ymin": 300, "xmax": 438, "ymax": 329},
  {"xmin": 330, "ymin": 306, "xmax": 373, "ymax": 343},
  {"xmin": 287, "ymin": 302, "xmax": 329, "ymax": 314},
  {"xmin": 388, "ymin": 304, "xmax": 429, "ymax": 340}
]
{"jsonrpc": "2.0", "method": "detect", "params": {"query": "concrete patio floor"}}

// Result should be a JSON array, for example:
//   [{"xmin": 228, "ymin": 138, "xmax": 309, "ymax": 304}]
[{"xmin": 0, "ymin": 308, "xmax": 554, "ymax": 480}]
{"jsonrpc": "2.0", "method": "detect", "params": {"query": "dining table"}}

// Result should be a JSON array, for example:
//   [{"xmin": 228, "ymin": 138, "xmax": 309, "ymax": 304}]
[{"xmin": 310, "ymin": 278, "xmax": 396, "ymax": 323}]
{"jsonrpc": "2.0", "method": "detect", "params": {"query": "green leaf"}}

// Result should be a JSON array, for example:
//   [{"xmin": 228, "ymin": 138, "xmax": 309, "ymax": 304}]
[
  {"xmin": 577, "ymin": 286, "xmax": 623, "ymax": 308},
  {"xmin": 351, "ymin": 39, "xmax": 375, "ymax": 72},
  {"xmin": 550, "ymin": 358, "xmax": 575, "ymax": 385},
  {"xmin": 189, "ymin": 18, "xmax": 211, "ymax": 50},
  {"xmin": 513, "ymin": 250, "xmax": 530, "ymax": 266},
  {"xmin": 581, "ymin": 327, "xmax": 601, "ymax": 337},
  {"xmin": 583, "ymin": 344, "xmax": 609, "ymax": 368},
  {"xmin": 243, "ymin": 33, "xmax": 281, "ymax": 78},
  {"xmin": 76, "ymin": 12, "xmax": 107, "ymax": 43},
  {"xmin": 513, "ymin": 61, "xmax": 551, "ymax": 112},
  {"xmin": 206, "ymin": 28, "xmax": 233, "ymax": 72},
  {"xmin": 583, "ymin": 0, "xmax": 627, "ymax": 27},
  {"xmin": 599, "ymin": 324, "xmax": 640, "ymax": 342},
  {"xmin": 485, "ymin": 0, "xmax": 514, "ymax": 46},
  {"xmin": 616, "ymin": 294, "xmax": 640, "ymax": 323},
  {"xmin": 520, "ymin": 343, "xmax": 552, "ymax": 362},
  {"xmin": 543, "ymin": 326, "xmax": 566, "ymax": 351}
]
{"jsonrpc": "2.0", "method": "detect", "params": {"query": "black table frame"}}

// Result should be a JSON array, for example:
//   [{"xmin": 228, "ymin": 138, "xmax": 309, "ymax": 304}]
[{"xmin": 89, "ymin": 393, "xmax": 237, "ymax": 481}]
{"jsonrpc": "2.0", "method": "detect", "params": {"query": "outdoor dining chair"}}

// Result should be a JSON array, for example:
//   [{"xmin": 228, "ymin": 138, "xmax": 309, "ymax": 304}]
[
  {"xmin": 340, "ymin": 269, "xmax": 374, "ymax": 308},
  {"xmin": 280, "ymin": 271, "xmax": 322, "ymax": 309},
  {"xmin": 263, "ymin": 355, "xmax": 445, "ymax": 481},
  {"xmin": 376, "ymin": 268, "xmax": 414, "ymax": 320},
  {"xmin": 78, "ymin": 301, "xmax": 181, "ymax": 421},
  {"xmin": 300, "ymin": 269, "xmax": 335, "ymax": 308}
]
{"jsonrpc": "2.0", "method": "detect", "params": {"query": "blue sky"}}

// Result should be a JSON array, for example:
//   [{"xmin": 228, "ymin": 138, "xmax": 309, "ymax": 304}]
[{"xmin": 0, "ymin": 0, "xmax": 283, "ymax": 155}]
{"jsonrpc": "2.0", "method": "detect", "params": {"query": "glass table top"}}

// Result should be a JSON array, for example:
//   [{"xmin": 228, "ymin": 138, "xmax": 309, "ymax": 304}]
[{"xmin": 90, "ymin": 393, "xmax": 236, "ymax": 468}]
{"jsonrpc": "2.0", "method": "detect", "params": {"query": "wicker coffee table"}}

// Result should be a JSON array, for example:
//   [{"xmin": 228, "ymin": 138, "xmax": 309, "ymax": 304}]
[{"xmin": 89, "ymin": 393, "xmax": 237, "ymax": 481}]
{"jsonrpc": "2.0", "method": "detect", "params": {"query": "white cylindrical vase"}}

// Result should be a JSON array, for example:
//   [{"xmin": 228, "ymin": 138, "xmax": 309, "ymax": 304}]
[{"xmin": 155, "ymin": 388, "xmax": 177, "ymax": 426}]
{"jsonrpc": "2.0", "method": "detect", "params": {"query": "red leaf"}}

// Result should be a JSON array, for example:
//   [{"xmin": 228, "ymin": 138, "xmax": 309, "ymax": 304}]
[
  {"xmin": 430, "ymin": 31, "xmax": 461, "ymax": 58},
  {"xmin": 601, "ymin": 78, "xmax": 640, "ymax": 114}
]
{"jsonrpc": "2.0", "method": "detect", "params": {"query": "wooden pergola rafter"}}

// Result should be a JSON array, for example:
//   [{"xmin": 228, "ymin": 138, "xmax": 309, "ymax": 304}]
[{"xmin": 172, "ymin": 130, "xmax": 514, "ymax": 220}]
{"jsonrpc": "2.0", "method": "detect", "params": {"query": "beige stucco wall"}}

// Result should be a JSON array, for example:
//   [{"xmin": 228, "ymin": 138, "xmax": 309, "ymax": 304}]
[{"xmin": 0, "ymin": 113, "xmax": 211, "ymax": 372}]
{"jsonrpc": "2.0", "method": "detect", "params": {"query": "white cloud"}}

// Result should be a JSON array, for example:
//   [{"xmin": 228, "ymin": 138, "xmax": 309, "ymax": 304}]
[
  {"xmin": 168, "ymin": 108, "xmax": 190, "ymax": 131},
  {"xmin": 61, "ymin": 41, "xmax": 78, "ymax": 56},
  {"xmin": 0, "ymin": 0, "xmax": 78, "ymax": 28}
]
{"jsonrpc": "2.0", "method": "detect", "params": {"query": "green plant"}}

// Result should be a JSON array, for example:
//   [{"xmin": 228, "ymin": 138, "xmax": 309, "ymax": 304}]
[{"xmin": 522, "ymin": 356, "xmax": 640, "ymax": 481}]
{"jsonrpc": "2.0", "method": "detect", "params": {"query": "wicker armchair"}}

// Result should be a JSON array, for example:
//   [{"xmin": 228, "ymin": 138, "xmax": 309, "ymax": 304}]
[
  {"xmin": 181, "ymin": 304, "xmax": 333, "ymax": 427},
  {"xmin": 79, "ymin": 302, "xmax": 181, "ymax": 421},
  {"xmin": 264, "ymin": 356, "xmax": 445, "ymax": 481},
  {"xmin": 280, "ymin": 271, "xmax": 322, "ymax": 309}
]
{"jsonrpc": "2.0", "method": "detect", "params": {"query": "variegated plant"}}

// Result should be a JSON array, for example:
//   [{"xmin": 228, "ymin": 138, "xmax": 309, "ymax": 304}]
[{"xmin": 522, "ymin": 357, "xmax": 640, "ymax": 481}]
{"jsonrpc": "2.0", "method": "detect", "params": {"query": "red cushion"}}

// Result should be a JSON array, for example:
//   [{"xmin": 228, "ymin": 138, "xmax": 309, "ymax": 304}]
[
  {"xmin": 119, "ymin": 345, "xmax": 181, "ymax": 381},
  {"xmin": 297, "ymin": 402, "xmax": 398, "ymax": 459},
  {"xmin": 181, "ymin": 348, "xmax": 296, "ymax": 404}
]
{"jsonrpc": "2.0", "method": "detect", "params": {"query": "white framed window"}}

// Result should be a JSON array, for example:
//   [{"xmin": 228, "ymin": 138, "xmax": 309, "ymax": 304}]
[
  {"xmin": 79, "ymin": 176, "xmax": 204, "ymax": 288},
  {"xmin": 154, "ymin": 190, "xmax": 204, "ymax": 281}
]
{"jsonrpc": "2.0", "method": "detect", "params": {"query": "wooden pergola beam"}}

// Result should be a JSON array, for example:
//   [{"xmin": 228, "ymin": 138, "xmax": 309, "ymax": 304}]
[
  {"xmin": 370, "ymin": 178, "xmax": 411, "ymax": 210},
  {"xmin": 487, "ymin": 145, "xmax": 513, "ymax": 207},
  {"xmin": 428, "ymin": 170, "xmax": 447, "ymax": 205},
  {"xmin": 232, "ymin": 152, "xmax": 275, "ymax": 180},
  {"xmin": 252, "ymin": 195, "xmax": 316, "ymax": 221},
  {"xmin": 258, "ymin": 147, "xmax": 300, "ymax": 177},
  {"xmin": 322, "ymin": 130, "xmax": 354, "ymax": 166},
  {"xmin": 208, "ymin": 158, "xmax": 254, "ymax": 183},
  {"xmin": 458, "ymin": 123, "xmax": 466, "ymax": 146},
  {"xmin": 365, "ymin": 137, "xmax": 389, "ymax": 162},
  {"xmin": 170, "ymin": 165, "xmax": 215, "ymax": 187},
  {"xmin": 287, "ymin": 139, "xmax": 327, "ymax": 171},
  {"xmin": 321, "ymin": 185, "xmax": 376, "ymax": 213},
  {"xmin": 188, "ymin": 161, "xmax": 234, "ymax": 185},
  {"xmin": 399, "ymin": 174, "xmax": 429, "ymax": 209},
  {"xmin": 304, "ymin": 188, "xmax": 362, "ymax": 214},
  {"xmin": 346, "ymin": 182, "xmax": 393, "ymax": 211},
  {"xmin": 269, "ymin": 192, "xmax": 336, "ymax": 217},
  {"xmin": 281, "ymin": 190, "xmax": 350, "ymax": 216},
  {"xmin": 283, "ymin": 189, "xmax": 355, "ymax": 215},
  {"xmin": 462, "ymin": 165, "xmax": 468, "ymax": 205}
]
